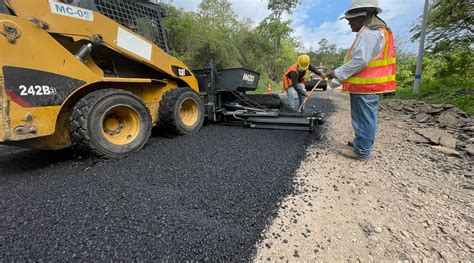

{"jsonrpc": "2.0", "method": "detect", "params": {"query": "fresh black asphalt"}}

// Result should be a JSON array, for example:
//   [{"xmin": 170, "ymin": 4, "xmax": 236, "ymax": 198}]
[{"xmin": 0, "ymin": 96, "xmax": 335, "ymax": 261}]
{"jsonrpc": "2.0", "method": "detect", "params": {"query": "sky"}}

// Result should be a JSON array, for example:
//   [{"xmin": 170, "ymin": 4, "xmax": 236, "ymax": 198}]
[{"xmin": 170, "ymin": 0, "xmax": 426, "ymax": 53}]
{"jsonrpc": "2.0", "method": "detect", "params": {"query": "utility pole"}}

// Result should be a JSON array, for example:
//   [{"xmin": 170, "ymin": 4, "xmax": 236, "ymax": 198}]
[{"xmin": 413, "ymin": 0, "xmax": 430, "ymax": 94}]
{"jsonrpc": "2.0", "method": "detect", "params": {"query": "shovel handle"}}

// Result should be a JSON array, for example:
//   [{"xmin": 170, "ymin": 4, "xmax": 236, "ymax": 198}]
[{"xmin": 298, "ymin": 78, "xmax": 324, "ymax": 112}]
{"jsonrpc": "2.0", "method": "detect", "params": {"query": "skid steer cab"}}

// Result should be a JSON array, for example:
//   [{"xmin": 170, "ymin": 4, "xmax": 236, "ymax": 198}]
[{"xmin": 0, "ymin": 0, "xmax": 205, "ymax": 158}]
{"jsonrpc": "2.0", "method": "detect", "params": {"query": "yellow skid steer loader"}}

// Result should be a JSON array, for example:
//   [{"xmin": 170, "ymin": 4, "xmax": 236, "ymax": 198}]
[
  {"xmin": 0, "ymin": 0, "xmax": 323, "ymax": 158},
  {"xmin": 0, "ymin": 0, "xmax": 206, "ymax": 157}
]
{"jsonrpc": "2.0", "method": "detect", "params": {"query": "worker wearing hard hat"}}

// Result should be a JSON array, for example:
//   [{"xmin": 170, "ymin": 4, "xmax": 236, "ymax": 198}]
[
  {"xmin": 282, "ymin": 55, "xmax": 324, "ymax": 111},
  {"xmin": 326, "ymin": 0, "xmax": 396, "ymax": 160}
]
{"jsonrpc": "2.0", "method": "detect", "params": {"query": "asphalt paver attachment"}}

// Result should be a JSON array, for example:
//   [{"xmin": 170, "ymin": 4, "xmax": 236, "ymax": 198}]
[{"xmin": 194, "ymin": 64, "xmax": 325, "ymax": 132}]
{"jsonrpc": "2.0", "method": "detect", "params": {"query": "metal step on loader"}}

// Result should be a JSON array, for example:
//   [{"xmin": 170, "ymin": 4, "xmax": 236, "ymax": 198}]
[{"xmin": 0, "ymin": 0, "xmax": 324, "ymax": 158}]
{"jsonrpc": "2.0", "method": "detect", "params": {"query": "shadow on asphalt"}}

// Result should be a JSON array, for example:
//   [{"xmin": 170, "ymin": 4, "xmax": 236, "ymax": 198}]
[
  {"xmin": 0, "ymin": 148, "xmax": 78, "ymax": 174},
  {"xmin": 0, "ymin": 96, "xmax": 335, "ymax": 261}
]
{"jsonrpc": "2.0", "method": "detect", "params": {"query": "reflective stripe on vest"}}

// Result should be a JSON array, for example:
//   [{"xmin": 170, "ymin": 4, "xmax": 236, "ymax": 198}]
[
  {"xmin": 346, "ymin": 75, "xmax": 396, "ymax": 85},
  {"xmin": 343, "ymin": 28, "xmax": 397, "ymax": 94},
  {"xmin": 367, "ymin": 57, "xmax": 396, "ymax": 67}
]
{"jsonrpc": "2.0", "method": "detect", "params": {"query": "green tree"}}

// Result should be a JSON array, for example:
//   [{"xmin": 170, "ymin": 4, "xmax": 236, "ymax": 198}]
[
  {"xmin": 316, "ymin": 39, "xmax": 337, "ymax": 54},
  {"xmin": 307, "ymin": 39, "xmax": 347, "ymax": 71},
  {"xmin": 258, "ymin": 16, "xmax": 293, "ymax": 50},
  {"xmin": 162, "ymin": 0, "xmax": 302, "ymax": 89},
  {"xmin": 267, "ymin": 0, "xmax": 301, "ymax": 19},
  {"xmin": 234, "ymin": 19, "xmax": 273, "ymax": 72},
  {"xmin": 162, "ymin": 5, "xmax": 201, "ymax": 64},
  {"xmin": 198, "ymin": 0, "xmax": 238, "ymax": 29},
  {"xmin": 410, "ymin": 0, "xmax": 473, "ymax": 82},
  {"xmin": 265, "ymin": 0, "xmax": 301, "ymax": 51},
  {"xmin": 163, "ymin": 0, "xmax": 241, "ymax": 69},
  {"xmin": 258, "ymin": 0, "xmax": 302, "ymax": 82},
  {"xmin": 257, "ymin": 16, "xmax": 299, "ymax": 80},
  {"xmin": 392, "ymin": 0, "xmax": 474, "ymax": 116},
  {"xmin": 411, "ymin": 0, "xmax": 473, "ymax": 53}
]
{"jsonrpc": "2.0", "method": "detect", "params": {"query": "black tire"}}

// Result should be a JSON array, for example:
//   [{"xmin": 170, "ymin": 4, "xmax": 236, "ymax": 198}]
[
  {"xmin": 70, "ymin": 89, "xmax": 152, "ymax": 158},
  {"xmin": 305, "ymin": 80, "xmax": 316, "ymax": 91},
  {"xmin": 158, "ymin": 87, "xmax": 204, "ymax": 135},
  {"xmin": 319, "ymin": 80, "xmax": 328, "ymax": 91}
]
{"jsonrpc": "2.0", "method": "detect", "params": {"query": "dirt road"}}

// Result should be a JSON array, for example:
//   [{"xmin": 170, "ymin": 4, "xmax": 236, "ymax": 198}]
[
  {"xmin": 255, "ymin": 90, "xmax": 473, "ymax": 261},
  {"xmin": 1, "ymin": 90, "xmax": 472, "ymax": 261}
]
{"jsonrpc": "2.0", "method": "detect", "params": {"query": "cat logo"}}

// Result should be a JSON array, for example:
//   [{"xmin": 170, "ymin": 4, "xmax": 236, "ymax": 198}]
[{"xmin": 178, "ymin": 68, "xmax": 187, "ymax": 76}]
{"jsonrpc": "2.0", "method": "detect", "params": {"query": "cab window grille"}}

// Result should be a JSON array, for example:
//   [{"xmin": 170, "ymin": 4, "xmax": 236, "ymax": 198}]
[
  {"xmin": 0, "ymin": 1, "xmax": 11, "ymax": 14},
  {"xmin": 93, "ymin": 0, "xmax": 170, "ymax": 53}
]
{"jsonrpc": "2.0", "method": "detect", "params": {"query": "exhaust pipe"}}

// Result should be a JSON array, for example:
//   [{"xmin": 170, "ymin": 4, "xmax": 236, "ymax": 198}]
[{"xmin": 75, "ymin": 43, "xmax": 93, "ymax": 63}]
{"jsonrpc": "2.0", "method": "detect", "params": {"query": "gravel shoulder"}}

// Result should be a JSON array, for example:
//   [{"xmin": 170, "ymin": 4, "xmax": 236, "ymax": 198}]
[{"xmin": 255, "ymin": 90, "xmax": 473, "ymax": 261}]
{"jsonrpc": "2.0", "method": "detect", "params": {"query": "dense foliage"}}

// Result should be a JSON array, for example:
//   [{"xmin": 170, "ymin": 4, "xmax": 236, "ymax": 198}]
[
  {"xmin": 162, "ymin": 0, "xmax": 299, "ymax": 91},
  {"xmin": 161, "ymin": 0, "xmax": 349, "ymax": 91},
  {"xmin": 396, "ymin": 0, "xmax": 474, "ymax": 115},
  {"xmin": 160, "ymin": 0, "xmax": 472, "ymax": 114},
  {"xmin": 306, "ymin": 39, "xmax": 348, "ymax": 71},
  {"xmin": 410, "ymin": 0, "xmax": 473, "ymax": 53}
]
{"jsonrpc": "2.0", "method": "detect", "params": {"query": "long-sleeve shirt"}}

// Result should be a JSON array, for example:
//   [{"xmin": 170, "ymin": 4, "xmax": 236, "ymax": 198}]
[
  {"xmin": 334, "ymin": 26, "xmax": 386, "ymax": 81},
  {"xmin": 287, "ymin": 64, "xmax": 323, "ymax": 92}
]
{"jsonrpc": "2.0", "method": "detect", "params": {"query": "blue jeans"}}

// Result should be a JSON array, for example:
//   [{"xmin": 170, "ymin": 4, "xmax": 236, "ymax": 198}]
[
  {"xmin": 350, "ymin": 94, "xmax": 382, "ymax": 159},
  {"xmin": 286, "ymin": 83, "xmax": 306, "ymax": 111}
]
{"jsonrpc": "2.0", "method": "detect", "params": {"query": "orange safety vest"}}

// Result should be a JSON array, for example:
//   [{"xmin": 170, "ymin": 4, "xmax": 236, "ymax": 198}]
[
  {"xmin": 282, "ymin": 63, "xmax": 306, "ymax": 93},
  {"xmin": 342, "ymin": 28, "xmax": 397, "ymax": 94}
]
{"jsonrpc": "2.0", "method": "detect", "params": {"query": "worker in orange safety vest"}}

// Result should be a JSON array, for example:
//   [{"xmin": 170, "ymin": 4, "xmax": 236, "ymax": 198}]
[
  {"xmin": 282, "ymin": 55, "xmax": 324, "ymax": 111},
  {"xmin": 326, "ymin": 0, "xmax": 397, "ymax": 160}
]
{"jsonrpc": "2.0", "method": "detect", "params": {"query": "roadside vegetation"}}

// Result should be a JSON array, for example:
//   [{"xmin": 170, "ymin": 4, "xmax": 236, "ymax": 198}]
[
  {"xmin": 161, "ymin": 0, "xmax": 472, "ymax": 114},
  {"xmin": 395, "ymin": 0, "xmax": 473, "ymax": 115},
  {"xmin": 161, "ymin": 0, "xmax": 301, "ymax": 93}
]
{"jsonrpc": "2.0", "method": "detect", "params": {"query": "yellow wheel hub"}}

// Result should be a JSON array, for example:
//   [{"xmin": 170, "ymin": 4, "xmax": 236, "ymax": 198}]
[
  {"xmin": 179, "ymin": 99, "xmax": 199, "ymax": 127},
  {"xmin": 102, "ymin": 106, "xmax": 141, "ymax": 145}
]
